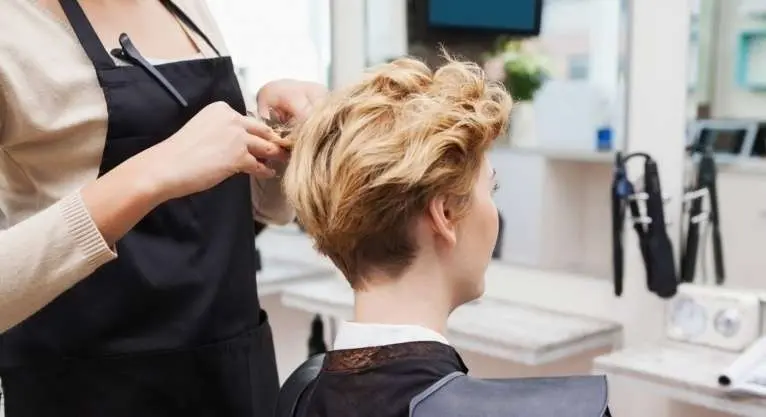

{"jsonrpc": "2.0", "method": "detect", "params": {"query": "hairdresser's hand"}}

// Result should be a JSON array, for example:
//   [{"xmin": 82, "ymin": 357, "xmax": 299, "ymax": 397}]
[
  {"xmin": 256, "ymin": 79, "xmax": 328, "ymax": 122},
  {"xmin": 138, "ymin": 101, "xmax": 289, "ymax": 201}
]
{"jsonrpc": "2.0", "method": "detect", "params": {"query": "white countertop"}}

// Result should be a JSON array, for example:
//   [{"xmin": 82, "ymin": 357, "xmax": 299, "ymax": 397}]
[
  {"xmin": 281, "ymin": 277, "xmax": 622, "ymax": 366},
  {"xmin": 493, "ymin": 146, "xmax": 616, "ymax": 164},
  {"xmin": 257, "ymin": 257, "xmax": 335, "ymax": 296},
  {"xmin": 256, "ymin": 225, "xmax": 334, "ymax": 268},
  {"xmin": 594, "ymin": 344, "xmax": 766, "ymax": 417},
  {"xmin": 717, "ymin": 159, "xmax": 766, "ymax": 176}
]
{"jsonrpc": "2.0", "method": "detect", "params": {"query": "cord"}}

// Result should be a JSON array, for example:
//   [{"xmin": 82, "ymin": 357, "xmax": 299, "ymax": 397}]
[{"xmin": 622, "ymin": 152, "xmax": 652, "ymax": 163}]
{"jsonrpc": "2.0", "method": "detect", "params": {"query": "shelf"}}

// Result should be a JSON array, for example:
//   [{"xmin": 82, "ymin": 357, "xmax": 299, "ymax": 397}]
[
  {"xmin": 492, "ymin": 146, "xmax": 616, "ymax": 164},
  {"xmin": 257, "ymin": 257, "xmax": 335, "ymax": 296},
  {"xmin": 717, "ymin": 159, "xmax": 766, "ymax": 176},
  {"xmin": 594, "ymin": 344, "xmax": 766, "ymax": 417},
  {"xmin": 281, "ymin": 277, "xmax": 622, "ymax": 366},
  {"xmin": 255, "ymin": 227, "xmax": 337, "ymax": 297},
  {"xmin": 256, "ymin": 226, "xmax": 335, "ymax": 270}
]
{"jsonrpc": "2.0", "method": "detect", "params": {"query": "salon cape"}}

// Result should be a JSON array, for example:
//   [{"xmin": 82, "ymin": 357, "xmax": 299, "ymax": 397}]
[{"xmin": 332, "ymin": 322, "xmax": 611, "ymax": 417}]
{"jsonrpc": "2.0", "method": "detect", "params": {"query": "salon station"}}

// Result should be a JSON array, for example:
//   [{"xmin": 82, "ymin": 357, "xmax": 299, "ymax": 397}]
[
  {"xmin": 2, "ymin": 0, "xmax": 763, "ymax": 416},
  {"xmin": 218, "ymin": 0, "xmax": 766, "ymax": 416}
]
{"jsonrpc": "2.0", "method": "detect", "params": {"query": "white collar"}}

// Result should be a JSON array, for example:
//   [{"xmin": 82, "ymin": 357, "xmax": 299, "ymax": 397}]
[{"xmin": 333, "ymin": 321, "xmax": 449, "ymax": 350}]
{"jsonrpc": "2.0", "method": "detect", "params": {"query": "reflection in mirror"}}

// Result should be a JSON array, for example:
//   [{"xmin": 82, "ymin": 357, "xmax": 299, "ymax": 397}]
[
  {"xmin": 393, "ymin": 0, "xmax": 630, "ymax": 279},
  {"xmin": 405, "ymin": 0, "xmax": 629, "ymax": 153},
  {"xmin": 683, "ymin": 0, "xmax": 766, "ymax": 290}
]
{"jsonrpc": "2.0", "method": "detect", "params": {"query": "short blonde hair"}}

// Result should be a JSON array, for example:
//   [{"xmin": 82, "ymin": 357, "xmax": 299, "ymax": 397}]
[{"xmin": 282, "ymin": 56, "xmax": 512, "ymax": 287}]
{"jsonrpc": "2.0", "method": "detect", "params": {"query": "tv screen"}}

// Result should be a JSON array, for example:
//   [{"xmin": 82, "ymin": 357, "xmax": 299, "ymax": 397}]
[{"xmin": 427, "ymin": 0, "xmax": 542, "ymax": 35}]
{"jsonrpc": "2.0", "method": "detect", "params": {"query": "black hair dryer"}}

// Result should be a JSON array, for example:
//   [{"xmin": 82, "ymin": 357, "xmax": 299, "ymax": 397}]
[{"xmin": 611, "ymin": 152, "xmax": 678, "ymax": 299}]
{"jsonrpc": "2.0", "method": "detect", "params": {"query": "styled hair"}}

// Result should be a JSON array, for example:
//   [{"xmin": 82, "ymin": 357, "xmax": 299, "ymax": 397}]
[{"xmin": 282, "ymin": 55, "xmax": 512, "ymax": 287}]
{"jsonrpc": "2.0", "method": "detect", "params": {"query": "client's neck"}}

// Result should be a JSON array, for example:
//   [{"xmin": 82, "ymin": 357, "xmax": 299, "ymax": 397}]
[{"xmin": 353, "ymin": 263, "xmax": 452, "ymax": 335}]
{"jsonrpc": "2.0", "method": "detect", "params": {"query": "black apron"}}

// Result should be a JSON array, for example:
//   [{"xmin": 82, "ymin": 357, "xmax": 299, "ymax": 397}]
[{"xmin": 0, "ymin": 1, "xmax": 279, "ymax": 416}]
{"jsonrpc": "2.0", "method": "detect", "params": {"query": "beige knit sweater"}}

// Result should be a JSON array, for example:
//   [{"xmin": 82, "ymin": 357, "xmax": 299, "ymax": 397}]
[{"xmin": 0, "ymin": 0, "xmax": 294, "ymax": 332}]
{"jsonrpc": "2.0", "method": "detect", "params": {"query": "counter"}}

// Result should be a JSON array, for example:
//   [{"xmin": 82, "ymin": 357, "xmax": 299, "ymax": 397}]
[
  {"xmin": 255, "ymin": 225, "xmax": 337, "ymax": 295},
  {"xmin": 594, "ymin": 344, "xmax": 766, "ymax": 417},
  {"xmin": 282, "ymin": 277, "xmax": 622, "ymax": 366},
  {"xmin": 257, "ymin": 257, "xmax": 335, "ymax": 296}
]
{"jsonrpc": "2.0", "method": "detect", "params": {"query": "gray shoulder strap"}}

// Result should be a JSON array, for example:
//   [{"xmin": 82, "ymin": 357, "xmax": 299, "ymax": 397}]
[{"xmin": 410, "ymin": 373, "xmax": 609, "ymax": 417}]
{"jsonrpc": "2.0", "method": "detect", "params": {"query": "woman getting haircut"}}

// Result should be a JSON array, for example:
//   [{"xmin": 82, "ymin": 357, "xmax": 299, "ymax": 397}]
[{"xmin": 281, "ymin": 55, "xmax": 611, "ymax": 417}]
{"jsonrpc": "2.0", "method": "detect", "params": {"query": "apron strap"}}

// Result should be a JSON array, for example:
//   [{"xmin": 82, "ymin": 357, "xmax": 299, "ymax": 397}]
[
  {"xmin": 160, "ymin": 0, "xmax": 222, "ymax": 57},
  {"xmin": 58, "ymin": 0, "xmax": 115, "ymax": 70},
  {"xmin": 58, "ymin": 0, "xmax": 222, "ymax": 72}
]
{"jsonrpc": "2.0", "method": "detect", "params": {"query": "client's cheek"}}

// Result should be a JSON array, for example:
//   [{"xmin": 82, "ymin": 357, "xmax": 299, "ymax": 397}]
[{"xmin": 483, "ymin": 198, "xmax": 499, "ymax": 232}]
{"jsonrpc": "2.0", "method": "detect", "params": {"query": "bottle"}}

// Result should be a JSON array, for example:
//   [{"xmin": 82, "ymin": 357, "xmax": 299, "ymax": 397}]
[{"xmin": 597, "ymin": 126, "xmax": 613, "ymax": 151}]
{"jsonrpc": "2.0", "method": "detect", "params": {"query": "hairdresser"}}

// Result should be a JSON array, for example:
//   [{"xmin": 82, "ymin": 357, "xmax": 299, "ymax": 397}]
[{"xmin": 0, "ymin": 1, "xmax": 325, "ymax": 416}]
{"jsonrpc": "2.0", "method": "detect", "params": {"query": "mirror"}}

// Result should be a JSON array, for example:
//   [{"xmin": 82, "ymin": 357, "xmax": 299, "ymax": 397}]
[
  {"xmin": 226, "ymin": 0, "xmax": 630, "ymax": 281},
  {"xmin": 682, "ymin": 0, "xmax": 766, "ymax": 289},
  {"xmin": 402, "ymin": 0, "xmax": 629, "ymax": 279}
]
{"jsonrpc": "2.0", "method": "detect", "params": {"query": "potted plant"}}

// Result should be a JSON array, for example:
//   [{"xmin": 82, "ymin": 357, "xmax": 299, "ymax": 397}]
[{"xmin": 484, "ymin": 38, "xmax": 549, "ymax": 147}]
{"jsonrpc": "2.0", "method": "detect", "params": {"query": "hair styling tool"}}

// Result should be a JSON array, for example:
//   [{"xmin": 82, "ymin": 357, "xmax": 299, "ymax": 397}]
[
  {"xmin": 611, "ymin": 152, "xmax": 678, "ymax": 298},
  {"xmin": 681, "ymin": 137, "xmax": 725, "ymax": 284}
]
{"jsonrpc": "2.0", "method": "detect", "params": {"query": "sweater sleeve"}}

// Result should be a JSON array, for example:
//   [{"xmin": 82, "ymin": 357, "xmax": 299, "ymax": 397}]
[{"xmin": 0, "ymin": 192, "xmax": 117, "ymax": 333}]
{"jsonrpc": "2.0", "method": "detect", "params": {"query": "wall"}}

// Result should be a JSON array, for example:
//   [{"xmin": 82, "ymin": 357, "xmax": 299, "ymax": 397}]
[
  {"xmin": 365, "ymin": 0, "xmax": 408, "ymax": 65},
  {"xmin": 490, "ymin": 150, "xmax": 614, "ymax": 279},
  {"xmin": 539, "ymin": 161, "xmax": 613, "ymax": 277},
  {"xmin": 702, "ymin": 169, "xmax": 766, "ymax": 290},
  {"xmin": 489, "ymin": 151, "xmax": 546, "ymax": 266}
]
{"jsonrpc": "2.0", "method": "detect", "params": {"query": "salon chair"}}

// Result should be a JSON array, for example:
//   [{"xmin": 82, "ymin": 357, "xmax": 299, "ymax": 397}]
[{"xmin": 275, "ymin": 354, "xmax": 325, "ymax": 417}]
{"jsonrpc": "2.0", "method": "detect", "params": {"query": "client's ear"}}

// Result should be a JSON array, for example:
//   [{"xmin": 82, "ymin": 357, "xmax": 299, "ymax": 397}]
[{"xmin": 427, "ymin": 196, "xmax": 457, "ymax": 247}]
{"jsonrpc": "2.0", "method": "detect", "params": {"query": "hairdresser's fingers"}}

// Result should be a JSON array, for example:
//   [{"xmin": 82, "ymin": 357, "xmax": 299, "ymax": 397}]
[
  {"xmin": 244, "ymin": 133, "xmax": 290, "ymax": 162},
  {"xmin": 240, "ymin": 153, "xmax": 277, "ymax": 178},
  {"xmin": 239, "ymin": 115, "xmax": 282, "ymax": 142},
  {"xmin": 256, "ymin": 80, "xmax": 328, "ymax": 121}
]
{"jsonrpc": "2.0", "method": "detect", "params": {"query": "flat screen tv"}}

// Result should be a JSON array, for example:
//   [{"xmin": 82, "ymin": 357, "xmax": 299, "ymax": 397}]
[{"xmin": 427, "ymin": 0, "xmax": 543, "ymax": 35}]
